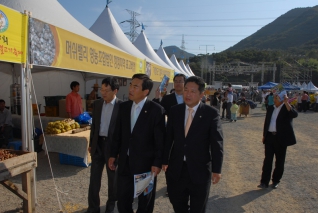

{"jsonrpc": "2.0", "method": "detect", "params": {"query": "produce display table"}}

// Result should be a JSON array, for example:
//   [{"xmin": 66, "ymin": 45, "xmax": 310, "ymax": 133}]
[
  {"xmin": 43, "ymin": 130, "xmax": 91, "ymax": 167},
  {"xmin": 12, "ymin": 114, "xmax": 61, "ymax": 130},
  {"xmin": 0, "ymin": 150, "xmax": 37, "ymax": 213}
]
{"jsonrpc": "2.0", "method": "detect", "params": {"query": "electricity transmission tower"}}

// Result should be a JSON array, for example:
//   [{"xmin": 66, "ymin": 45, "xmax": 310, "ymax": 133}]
[
  {"xmin": 180, "ymin": 34, "xmax": 186, "ymax": 59},
  {"xmin": 120, "ymin": 9, "xmax": 141, "ymax": 42}
]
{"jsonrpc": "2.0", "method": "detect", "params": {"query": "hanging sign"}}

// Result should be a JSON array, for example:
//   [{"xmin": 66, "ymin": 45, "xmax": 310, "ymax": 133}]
[{"xmin": 0, "ymin": 5, "xmax": 28, "ymax": 63}]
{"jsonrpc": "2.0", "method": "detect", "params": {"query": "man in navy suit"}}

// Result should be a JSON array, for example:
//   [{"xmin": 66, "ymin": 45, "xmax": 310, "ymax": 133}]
[
  {"xmin": 109, "ymin": 74, "xmax": 165, "ymax": 213},
  {"xmin": 258, "ymin": 92, "xmax": 298, "ymax": 189},
  {"xmin": 163, "ymin": 76, "xmax": 224, "ymax": 213}
]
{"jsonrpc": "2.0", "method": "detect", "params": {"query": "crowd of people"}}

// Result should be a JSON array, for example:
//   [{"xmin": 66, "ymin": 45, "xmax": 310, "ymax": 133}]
[{"xmin": 2, "ymin": 76, "xmax": 311, "ymax": 213}]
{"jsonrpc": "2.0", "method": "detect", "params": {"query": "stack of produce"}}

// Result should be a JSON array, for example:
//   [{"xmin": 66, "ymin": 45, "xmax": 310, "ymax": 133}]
[
  {"xmin": 45, "ymin": 119, "xmax": 80, "ymax": 134},
  {"xmin": 0, "ymin": 149, "xmax": 18, "ymax": 161}
]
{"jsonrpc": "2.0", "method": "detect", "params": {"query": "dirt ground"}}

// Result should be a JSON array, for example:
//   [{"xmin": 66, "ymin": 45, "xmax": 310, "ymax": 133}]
[{"xmin": 1, "ymin": 105, "xmax": 318, "ymax": 213}]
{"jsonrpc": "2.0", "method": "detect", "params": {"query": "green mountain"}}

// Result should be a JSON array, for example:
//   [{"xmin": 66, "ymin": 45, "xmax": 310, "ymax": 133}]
[
  {"xmin": 227, "ymin": 5, "xmax": 318, "ymax": 51},
  {"xmin": 155, "ymin": 45, "xmax": 195, "ymax": 59}
]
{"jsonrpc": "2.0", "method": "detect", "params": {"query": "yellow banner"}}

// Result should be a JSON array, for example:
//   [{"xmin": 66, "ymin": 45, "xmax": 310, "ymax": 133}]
[
  {"xmin": 0, "ymin": 5, "xmax": 28, "ymax": 63},
  {"xmin": 29, "ymin": 18, "xmax": 145, "ymax": 78},
  {"xmin": 150, "ymin": 63, "xmax": 174, "ymax": 82}
]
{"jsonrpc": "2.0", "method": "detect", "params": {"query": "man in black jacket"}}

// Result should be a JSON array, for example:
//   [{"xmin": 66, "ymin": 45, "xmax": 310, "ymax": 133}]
[
  {"xmin": 153, "ymin": 73, "xmax": 186, "ymax": 118},
  {"xmin": 258, "ymin": 92, "xmax": 298, "ymax": 189},
  {"xmin": 108, "ymin": 74, "xmax": 165, "ymax": 213}
]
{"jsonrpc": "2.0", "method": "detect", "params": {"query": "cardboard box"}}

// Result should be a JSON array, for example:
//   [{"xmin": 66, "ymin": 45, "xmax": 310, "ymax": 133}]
[
  {"xmin": 44, "ymin": 106, "xmax": 59, "ymax": 117},
  {"xmin": 59, "ymin": 99, "xmax": 86, "ymax": 118}
]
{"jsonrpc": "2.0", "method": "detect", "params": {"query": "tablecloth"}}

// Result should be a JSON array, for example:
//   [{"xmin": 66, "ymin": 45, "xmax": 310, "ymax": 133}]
[{"xmin": 43, "ymin": 130, "xmax": 91, "ymax": 166}]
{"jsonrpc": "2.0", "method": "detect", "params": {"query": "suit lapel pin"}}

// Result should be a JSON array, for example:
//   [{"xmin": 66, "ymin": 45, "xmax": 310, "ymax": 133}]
[
  {"xmin": 145, "ymin": 111, "xmax": 147, "ymax": 113},
  {"xmin": 200, "ymin": 116, "xmax": 202, "ymax": 118}
]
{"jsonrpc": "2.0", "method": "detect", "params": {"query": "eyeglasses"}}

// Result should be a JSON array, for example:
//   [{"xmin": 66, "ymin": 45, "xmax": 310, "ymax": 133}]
[
  {"xmin": 174, "ymin": 81, "xmax": 184, "ymax": 84},
  {"xmin": 100, "ymin": 89, "xmax": 112, "ymax": 93}
]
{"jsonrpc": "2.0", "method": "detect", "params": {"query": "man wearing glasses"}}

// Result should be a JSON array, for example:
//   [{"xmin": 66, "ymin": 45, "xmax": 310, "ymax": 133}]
[{"xmin": 87, "ymin": 77, "xmax": 122, "ymax": 213}]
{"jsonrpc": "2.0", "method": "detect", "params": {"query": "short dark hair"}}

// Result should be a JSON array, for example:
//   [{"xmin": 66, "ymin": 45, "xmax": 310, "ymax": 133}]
[
  {"xmin": 228, "ymin": 83, "xmax": 232, "ymax": 87},
  {"xmin": 184, "ymin": 76, "xmax": 205, "ymax": 93},
  {"xmin": 173, "ymin": 73, "xmax": 186, "ymax": 82},
  {"xmin": 233, "ymin": 100, "xmax": 236, "ymax": 104},
  {"xmin": 0, "ymin": 99, "xmax": 5, "ymax": 104},
  {"xmin": 132, "ymin": 74, "xmax": 153, "ymax": 96},
  {"xmin": 102, "ymin": 77, "xmax": 120, "ymax": 91},
  {"xmin": 70, "ymin": 81, "xmax": 80, "ymax": 90}
]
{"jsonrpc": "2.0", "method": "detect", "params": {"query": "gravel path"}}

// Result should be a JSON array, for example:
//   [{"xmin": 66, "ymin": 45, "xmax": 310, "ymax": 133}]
[{"xmin": 1, "ymin": 106, "xmax": 318, "ymax": 213}]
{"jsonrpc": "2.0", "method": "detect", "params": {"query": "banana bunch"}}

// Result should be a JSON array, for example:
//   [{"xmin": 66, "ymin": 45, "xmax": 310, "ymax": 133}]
[{"xmin": 45, "ymin": 120, "xmax": 80, "ymax": 134}]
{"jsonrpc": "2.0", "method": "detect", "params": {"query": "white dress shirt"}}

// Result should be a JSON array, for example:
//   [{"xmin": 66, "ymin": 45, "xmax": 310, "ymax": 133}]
[
  {"xmin": 268, "ymin": 103, "xmax": 284, "ymax": 132},
  {"xmin": 99, "ymin": 97, "xmax": 116, "ymax": 137}
]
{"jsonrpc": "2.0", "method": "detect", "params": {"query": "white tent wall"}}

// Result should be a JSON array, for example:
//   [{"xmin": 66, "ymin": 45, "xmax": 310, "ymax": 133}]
[{"xmin": 31, "ymin": 71, "xmax": 85, "ymax": 113}]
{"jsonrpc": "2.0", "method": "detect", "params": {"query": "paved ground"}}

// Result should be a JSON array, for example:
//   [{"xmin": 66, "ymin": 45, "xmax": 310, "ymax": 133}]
[{"xmin": 1, "ymin": 105, "xmax": 318, "ymax": 213}]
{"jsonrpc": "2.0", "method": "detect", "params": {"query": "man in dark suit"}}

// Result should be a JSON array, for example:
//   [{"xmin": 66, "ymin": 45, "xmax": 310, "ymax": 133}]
[
  {"xmin": 258, "ymin": 92, "xmax": 298, "ymax": 189},
  {"xmin": 87, "ymin": 77, "xmax": 122, "ymax": 213},
  {"xmin": 108, "ymin": 74, "xmax": 165, "ymax": 213},
  {"xmin": 162, "ymin": 76, "xmax": 224, "ymax": 213},
  {"xmin": 153, "ymin": 73, "xmax": 186, "ymax": 117}
]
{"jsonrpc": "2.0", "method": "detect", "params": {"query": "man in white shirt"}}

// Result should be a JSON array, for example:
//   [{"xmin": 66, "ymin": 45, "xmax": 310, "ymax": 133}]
[
  {"xmin": 87, "ymin": 77, "xmax": 122, "ymax": 213},
  {"xmin": 258, "ymin": 92, "xmax": 298, "ymax": 189},
  {"xmin": 226, "ymin": 91, "xmax": 233, "ymax": 119},
  {"xmin": 0, "ymin": 99, "xmax": 13, "ymax": 148}
]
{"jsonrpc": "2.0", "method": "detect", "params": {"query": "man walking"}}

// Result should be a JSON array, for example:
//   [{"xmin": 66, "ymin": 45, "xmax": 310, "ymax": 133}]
[
  {"xmin": 258, "ymin": 91, "xmax": 298, "ymax": 189},
  {"xmin": 163, "ymin": 76, "xmax": 224, "ymax": 213},
  {"xmin": 153, "ymin": 73, "xmax": 186, "ymax": 118},
  {"xmin": 108, "ymin": 74, "xmax": 165, "ymax": 213},
  {"xmin": 87, "ymin": 77, "xmax": 122, "ymax": 213}
]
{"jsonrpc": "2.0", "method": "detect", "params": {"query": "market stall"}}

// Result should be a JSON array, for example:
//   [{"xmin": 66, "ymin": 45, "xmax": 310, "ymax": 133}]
[
  {"xmin": 43, "ymin": 130, "xmax": 91, "ymax": 167},
  {"xmin": 0, "ymin": 150, "xmax": 37, "ymax": 212}
]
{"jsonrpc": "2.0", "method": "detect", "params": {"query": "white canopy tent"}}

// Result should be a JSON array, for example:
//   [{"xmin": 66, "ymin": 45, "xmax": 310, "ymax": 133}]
[
  {"xmin": 186, "ymin": 64, "xmax": 196, "ymax": 76},
  {"xmin": 133, "ymin": 30, "xmax": 173, "ymax": 70},
  {"xmin": 301, "ymin": 82, "xmax": 307, "ymax": 90},
  {"xmin": 304, "ymin": 81, "xmax": 318, "ymax": 92},
  {"xmin": 156, "ymin": 45, "xmax": 187, "ymax": 76},
  {"xmin": 90, "ymin": 5, "xmax": 159, "ymax": 66},
  {"xmin": 170, "ymin": 54, "xmax": 191, "ymax": 77},
  {"xmin": 179, "ymin": 60, "xmax": 193, "ymax": 76}
]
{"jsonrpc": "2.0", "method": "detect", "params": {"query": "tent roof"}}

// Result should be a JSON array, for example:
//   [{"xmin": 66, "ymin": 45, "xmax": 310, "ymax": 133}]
[
  {"xmin": 90, "ymin": 6, "xmax": 157, "ymax": 64},
  {"xmin": 301, "ymin": 82, "xmax": 307, "ymax": 89},
  {"xmin": 179, "ymin": 60, "xmax": 193, "ymax": 76},
  {"xmin": 156, "ymin": 45, "xmax": 184, "ymax": 75},
  {"xmin": 305, "ymin": 81, "xmax": 318, "ymax": 91},
  {"xmin": 170, "ymin": 54, "xmax": 190, "ymax": 76},
  {"xmin": 258, "ymin": 82, "xmax": 278, "ymax": 90},
  {"xmin": 133, "ymin": 31, "xmax": 172, "ymax": 69},
  {"xmin": 0, "ymin": 0, "xmax": 123, "ymax": 52},
  {"xmin": 282, "ymin": 82, "xmax": 300, "ymax": 91},
  {"xmin": 186, "ymin": 64, "xmax": 195, "ymax": 76}
]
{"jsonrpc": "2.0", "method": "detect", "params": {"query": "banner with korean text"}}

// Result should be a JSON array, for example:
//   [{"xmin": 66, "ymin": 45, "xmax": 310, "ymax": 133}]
[
  {"xmin": 0, "ymin": 5, "xmax": 28, "ymax": 63},
  {"xmin": 29, "ymin": 18, "xmax": 146, "ymax": 78}
]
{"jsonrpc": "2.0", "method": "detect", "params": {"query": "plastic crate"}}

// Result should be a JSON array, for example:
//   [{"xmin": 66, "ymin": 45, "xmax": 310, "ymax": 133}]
[
  {"xmin": 59, "ymin": 153, "xmax": 88, "ymax": 167},
  {"xmin": 44, "ymin": 96, "xmax": 66, "ymax": 106},
  {"xmin": 7, "ymin": 141, "xmax": 22, "ymax": 150}
]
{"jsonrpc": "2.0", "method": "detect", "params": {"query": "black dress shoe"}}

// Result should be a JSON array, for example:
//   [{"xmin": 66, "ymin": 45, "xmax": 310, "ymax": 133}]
[
  {"xmin": 257, "ymin": 183, "xmax": 268, "ymax": 189},
  {"xmin": 272, "ymin": 182, "xmax": 279, "ymax": 189}
]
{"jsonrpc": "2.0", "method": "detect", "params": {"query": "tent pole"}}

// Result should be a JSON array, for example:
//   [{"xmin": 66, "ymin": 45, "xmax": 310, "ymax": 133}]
[{"xmin": 20, "ymin": 64, "xmax": 28, "ymax": 151}]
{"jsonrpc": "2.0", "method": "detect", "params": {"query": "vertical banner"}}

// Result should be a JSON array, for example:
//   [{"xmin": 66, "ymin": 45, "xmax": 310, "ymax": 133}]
[{"xmin": 0, "ymin": 5, "xmax": 28, "ymax": 63}]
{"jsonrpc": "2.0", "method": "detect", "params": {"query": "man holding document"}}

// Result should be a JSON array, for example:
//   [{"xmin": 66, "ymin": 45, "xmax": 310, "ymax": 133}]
[
  {"xmin": 162, "ymin": 76, "xmax": 224, "ymax": 213},
  {"xmin": 108, "ymin": 74, "xmax": 165, "ymax": 213}
]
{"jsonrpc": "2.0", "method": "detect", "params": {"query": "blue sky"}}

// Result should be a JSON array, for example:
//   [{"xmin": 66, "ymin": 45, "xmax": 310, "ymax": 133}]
[{"xmin": 58, "ymin": 0, "xmax": 317, "ymax": 55}]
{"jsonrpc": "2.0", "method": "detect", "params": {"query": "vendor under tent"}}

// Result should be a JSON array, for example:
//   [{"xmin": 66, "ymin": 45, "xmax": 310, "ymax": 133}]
[{"xmin": 258, "ymin": 82, "xmax": 278, "ymax": 90}]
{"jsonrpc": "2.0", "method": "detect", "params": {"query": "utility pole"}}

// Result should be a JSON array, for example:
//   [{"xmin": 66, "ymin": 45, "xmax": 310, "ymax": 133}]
[{"xmin": 199, "ymin": 45, "xmax": 214, "ymax": 82}]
